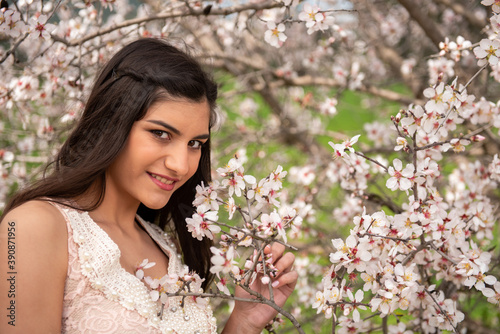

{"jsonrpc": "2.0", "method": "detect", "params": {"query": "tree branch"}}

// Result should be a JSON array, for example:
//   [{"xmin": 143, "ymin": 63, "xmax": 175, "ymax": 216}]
[
  {"xmin": 397, "ymin": 0, "xmax": 445, "ymax": 49},
  {"xmin": 424, "ymin": 288, "xmax": 459, "ymax": 334},
  {"xmin": 52, "ymin": 0, "xmax": 282, "ymax": 47},
  {"xmin": 276, "ymin": 75, "xmax": 420, "ymax": 105},
  {"xmin": 435, "ymin": 0, "xmax": 487, "ymax": 30}
]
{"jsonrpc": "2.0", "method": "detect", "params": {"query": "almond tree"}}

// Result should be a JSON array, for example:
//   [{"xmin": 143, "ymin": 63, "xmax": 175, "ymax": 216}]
[{"xmin": 1, "ymin": 0, "xmax": 500, "ymax": 333}]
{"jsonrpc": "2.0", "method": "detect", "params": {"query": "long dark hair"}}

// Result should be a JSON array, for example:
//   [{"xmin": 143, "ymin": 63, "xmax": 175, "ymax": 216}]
[{"xmin": 2, "ymin": 38, "xmax": 218, "ymax": 288}]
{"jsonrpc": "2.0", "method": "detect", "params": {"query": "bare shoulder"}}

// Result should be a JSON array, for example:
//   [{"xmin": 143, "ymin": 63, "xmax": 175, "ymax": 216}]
[
  {"xmin": 0, "ymin": 200, "xmax": 67, "ymax": 333},
  {"xmin": 1, "ymin": 199, "xmax": 66, "ymax": 228},
  {"xmin": 0, "ymin": 199, "xmax": 68, "ymax": 272}
]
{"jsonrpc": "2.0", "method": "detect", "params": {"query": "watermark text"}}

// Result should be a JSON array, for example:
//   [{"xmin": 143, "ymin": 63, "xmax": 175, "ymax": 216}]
[{"xmin": 6, "ymin": 221, "xmax": 16, "ymax": 326}]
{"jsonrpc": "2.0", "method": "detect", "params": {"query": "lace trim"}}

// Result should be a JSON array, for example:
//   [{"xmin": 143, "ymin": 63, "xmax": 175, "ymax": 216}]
[{"xmin": 61, "ymin": 207, "xmax": 217, "ymax": 334}]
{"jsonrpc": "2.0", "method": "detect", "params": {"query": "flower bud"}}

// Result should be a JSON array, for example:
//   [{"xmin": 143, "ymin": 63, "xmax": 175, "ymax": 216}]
[{"xmin": 470, "ymin": 134, "xmax": 486, "ymax": 142}]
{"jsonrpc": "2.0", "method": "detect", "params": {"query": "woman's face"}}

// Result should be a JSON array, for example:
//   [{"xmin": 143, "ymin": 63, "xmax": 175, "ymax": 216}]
[{"xmin": 106, "ymin": 98, "xmax": 210, "ymax": 210}]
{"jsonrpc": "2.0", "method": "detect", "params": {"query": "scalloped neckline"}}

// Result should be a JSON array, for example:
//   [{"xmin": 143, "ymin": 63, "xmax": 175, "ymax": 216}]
[{"xmin": 81, "ymin": 211, "xmax": 174, "ymax": 286}]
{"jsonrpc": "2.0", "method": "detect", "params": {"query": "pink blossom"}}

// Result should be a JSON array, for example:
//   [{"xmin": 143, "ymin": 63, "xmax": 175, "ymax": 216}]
[
  {"xmin": 386, "ymin": 159, "xmax": 415, "ymax": 191},
  {"xmin": 482, "ymin": 0, "xmax": 500, "ymax": 13},
  {"xmin": 319, "ymin": 97, "xmax": 338, "ymax": 116},
  {"xmin": 344, "ymin": 289, "xmax": 366, "ymax": 322},
  {"xmin": 298, "ymin": 3, "xmax": 334, "ymax": 35},
  {"xmin": 328, "ymin": 135, "xmax": 361, "ymax": 159},
  {"xmin": 370, "ymin": 289, "xmax": 396, "ymax": 315},
  {"xmin": 474, "ymin": 38, "xmax": 500, "ymax": 66},
  {"xmin": 264, "ymin": 21, "xmax": 287, "ymax": 48},
  {"xmin": 482, "ymin": 282, "xmax": 500, "ymax": 304},
  {"xmin": 135, "ymin": 259, "xmax": 156, "ymax": 280},
  {"xmin": 210, "ymin": 246, "xmax": 239, "ymax": 277},
  {"xmin": 186, "ymin": 209, "xmax": 221, "ymax": 240},
  {"xmin": 28, "ymin": 14, "xmax": 56, "ymax": 40},
  {"xmin": 193, "ymin": 181, "xmax": 220, "ymax": 212}
]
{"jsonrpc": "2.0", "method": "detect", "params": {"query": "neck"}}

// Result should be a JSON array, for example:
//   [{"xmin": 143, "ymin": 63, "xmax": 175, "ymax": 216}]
[
  {"xmin": 77, "ymin": 178, "xmax": 141, "ymax": 232},
  {"xmin": 89, "ymin": 193, "xmax": 140, "ymax": 232}
]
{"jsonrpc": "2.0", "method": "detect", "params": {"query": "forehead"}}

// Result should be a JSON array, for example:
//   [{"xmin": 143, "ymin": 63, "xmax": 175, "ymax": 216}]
[{"xmin": 143, "ymin": 98, "xmax": 211, "ymax": 130}]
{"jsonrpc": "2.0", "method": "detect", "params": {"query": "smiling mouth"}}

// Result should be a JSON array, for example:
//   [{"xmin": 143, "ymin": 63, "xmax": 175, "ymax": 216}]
[{"xmin": 149, "ymin": 173, "xmax": 175, "ymax": 185}]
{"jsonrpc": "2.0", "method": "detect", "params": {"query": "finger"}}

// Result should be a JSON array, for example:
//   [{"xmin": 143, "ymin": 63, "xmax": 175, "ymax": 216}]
[
  {"xmin": 271, "ymin": 270, "xmax": 298, "ymax": 289},
  {"xmin": 273, "ymin": 252, "xmax": 295, "ymax": 277},
  {"xmin": 269, "ymin": 242, "xmax": 285, "ymax": 263}
]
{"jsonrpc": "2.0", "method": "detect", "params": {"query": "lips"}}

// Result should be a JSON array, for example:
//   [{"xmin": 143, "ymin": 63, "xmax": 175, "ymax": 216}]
[
  {"xmin": 150, "ymin": 173, "xmax": 174, "ymax": 185},
  {"xmin": 148, "ymin": 172, "xmax": 178, "ymax": 191}
]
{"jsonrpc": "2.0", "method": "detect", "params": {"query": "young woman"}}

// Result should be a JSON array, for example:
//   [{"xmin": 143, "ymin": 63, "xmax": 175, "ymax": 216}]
[{"xmin": 0, "ymin": 38, "xmax": 297, "ymax": 333}]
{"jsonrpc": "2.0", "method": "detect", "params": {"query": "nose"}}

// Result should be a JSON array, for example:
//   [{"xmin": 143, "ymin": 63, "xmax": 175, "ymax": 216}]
[{"xmin": 164, "ymin": 143, "xmax": 190, "ymax": 177}]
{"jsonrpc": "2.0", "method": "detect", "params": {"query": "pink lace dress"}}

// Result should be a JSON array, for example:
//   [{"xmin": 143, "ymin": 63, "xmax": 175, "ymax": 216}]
[{"xmin": 49, "ymin": 202, "xmax": 217, "ymax": 334}]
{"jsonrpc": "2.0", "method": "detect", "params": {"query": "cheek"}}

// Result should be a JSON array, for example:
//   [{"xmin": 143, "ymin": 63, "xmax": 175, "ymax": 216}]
[{"xmin": 188, "ymin": 153, "xmax": 202, "ymax": 177}]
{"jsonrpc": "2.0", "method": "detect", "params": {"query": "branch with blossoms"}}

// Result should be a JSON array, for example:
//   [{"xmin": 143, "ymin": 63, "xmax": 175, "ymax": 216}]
[
  {"xmin": 3, "ymin": 0, "xmax": 500, "ymax": 333},
  {"xmin": 133, "ymin": 155, "xmax": 306, "ymax": 332},
  {"xmin": 312, "ymin": 12, "xmax": 500, "ymax": 332}
]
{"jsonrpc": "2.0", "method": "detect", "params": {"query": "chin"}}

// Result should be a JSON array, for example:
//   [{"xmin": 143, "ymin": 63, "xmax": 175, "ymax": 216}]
[
  {"xmin": 145, "ymin": 202, "xmax": 169, "ymax": 211},
  {"xmin": 141, "ymin": 196, "xmax": 172, "ymax": 211}
]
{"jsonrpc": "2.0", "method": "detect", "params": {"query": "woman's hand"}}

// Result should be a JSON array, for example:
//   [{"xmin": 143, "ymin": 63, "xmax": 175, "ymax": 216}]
[{"xmin": 221, "ymin": 243, "xmax": 298, "ymax": 334}]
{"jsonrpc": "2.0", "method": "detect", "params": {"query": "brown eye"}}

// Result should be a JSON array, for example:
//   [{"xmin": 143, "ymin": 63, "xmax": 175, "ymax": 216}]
[
  {"xmin": 151, "ymin": 130, "xmax": 170, "ymax": 140},
  {"xmin": 189, "ymin": 140, "xmax": 203, "ymax": 149}
]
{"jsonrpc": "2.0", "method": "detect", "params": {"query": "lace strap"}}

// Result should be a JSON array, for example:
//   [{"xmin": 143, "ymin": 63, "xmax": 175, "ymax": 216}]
[{"xmin": 134, "ymin": 216, "xmax": 183, "ymax": 275}]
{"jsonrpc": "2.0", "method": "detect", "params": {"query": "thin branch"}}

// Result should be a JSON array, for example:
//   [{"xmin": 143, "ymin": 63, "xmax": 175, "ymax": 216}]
[
  {"xmin": 382, "ymin": 316, "xmax": 388, "ymax": 334},
  {"xmin": 355, "ymin": 151, "xmax": 388, "ymax": 172},
  {"xmin": 417, "ymin": 124, "xmax": 491, "ymax": 151},
  {"xmin": 259, "ymin": 246, "xmax": 275, "ymax": 303},
  {"xmin": 435, "ymin": 0, "xmax": 486, "ymax": 29},
  {"xmin": 424, "ymin": 288, "xmax": 459, "ymax": 334},
  {"xmin": 276, "ymin": 75, "xmax": 419, "ymax": 105},
  {"xmin": 364, "ymin": 192, "xmax": 403, "ymax": 214},
  {"xmin": 207, "ymin": 218, "xmax": 298, "ymax": 251},
  {"xmin": 402, "ymin": 240, "xmax": 430, "ymax": 266},
  {"xmin": 237, "ymin": 282, "xmax": 306, "ymax": 334},
  {"xmin": 326, "ymin": 300, "xmax": 371, "ymax": 308},
  {"xmin": 462, "ymin": 64, "xmax": 489, "ymax": 92},
  {"xmin": 51, "ymin": 0, "xmax": 282, "ymax": 47},
  {"xmin": 167, "ymin": 290, "xmax": 269, "ymax": 304},
  {"xmin": 0, "ymin": 33, "xmax": 29, "ymax": 63},
  {"xmin": 429, "ymin": 242, "xmax": 458, "ymax": 265},
  {"xmin": 412, "ymin": 131, "xmax": 419, "ymax": 202},
  {"xmin": 358, "ymin": 232, "xmax": 410, "ymax": 243},
  {"xmin": 397, "ymin": 0, "xmax": 444, "ymax": 49},
  {"xmin": 363, "ymin": 311, "xmax": 382, "ymax": 321},
  {"xmin": 435, "ymin": 64, "xmax": 488, "ymax": 134}
]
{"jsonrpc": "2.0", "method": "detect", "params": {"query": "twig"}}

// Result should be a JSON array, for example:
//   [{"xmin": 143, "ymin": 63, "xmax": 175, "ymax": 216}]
[
  {"xmin": 354, "ymin": 151, "xmax": 388, "ymax": 172},
  {"xmin": 424, "ymin": 288, "xmax": 459, "ymax": 334},
  {"xmin": 401, "ymin": 240, "xmax": 430, "ymax": 266},
  {"xmin": 434, "ymin": 64, "xmax": 488, "ymax": 134},
  {"xmin": 237, "ymin": 282, "xmax": 306, "ymax": 334},
  {"xmin": 417, "ymin": 123, "xmax": 491, "ymax": 151},
  {"xmin": 365, "ymin": 192, "xmax": 403, "ymax": 214},
  {"xmin": 327, "ymin": 300, "xmax": 371, "ymax": 308},
  {"xmin": 363, "ymin": 311, "xmax": 382, "ymax": 321},
  {"xmin": 0, "ymin": 33, "xmax": 29, "ymax": 64},
  {"xmin": 462, "ymin": 64, "xmax": 489, "ymax": 92},
  {"xmin": 207, "ymin": 218, "xmax": 298, "ymax": 251},
  {"xmin": 358, "ymin": 232, "xmax": 410, "ymax": 243},
  {"xmin": 51, "ymin": 0, "xmax": 283, "ymax": 47},
  {"xmin": 428, "ymin": 242, "xmax": 458, "ymax": 265}
]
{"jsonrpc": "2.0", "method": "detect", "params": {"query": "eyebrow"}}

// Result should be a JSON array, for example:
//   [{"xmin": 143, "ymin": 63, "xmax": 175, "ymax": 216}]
[{"xmin": 146, "ymin": 120, "xmax": 210, "ymax": 140}]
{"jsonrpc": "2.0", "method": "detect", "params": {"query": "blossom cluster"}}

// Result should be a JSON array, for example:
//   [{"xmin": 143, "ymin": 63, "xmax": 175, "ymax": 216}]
[
  {"xmin": 2, "ymin": 0, "xmax": 500, "ymax": 332},
  {"xmin": 317, "ymin": 130, "xmax": 499, "ymax": 332},
  {"xmin": 262, "ymin": 2, "xmax": 338, "ymax": 48},
  {"xmin": 135, "ymin": 259, "xmax": 209, "ymax": 309},
  {"xmin": 188, "ymin": 155, "xmax": 303, "ymax": 296},
  {"xmin": 313, "ymin": 9, "xmax": 500, "ymax": 333}
]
